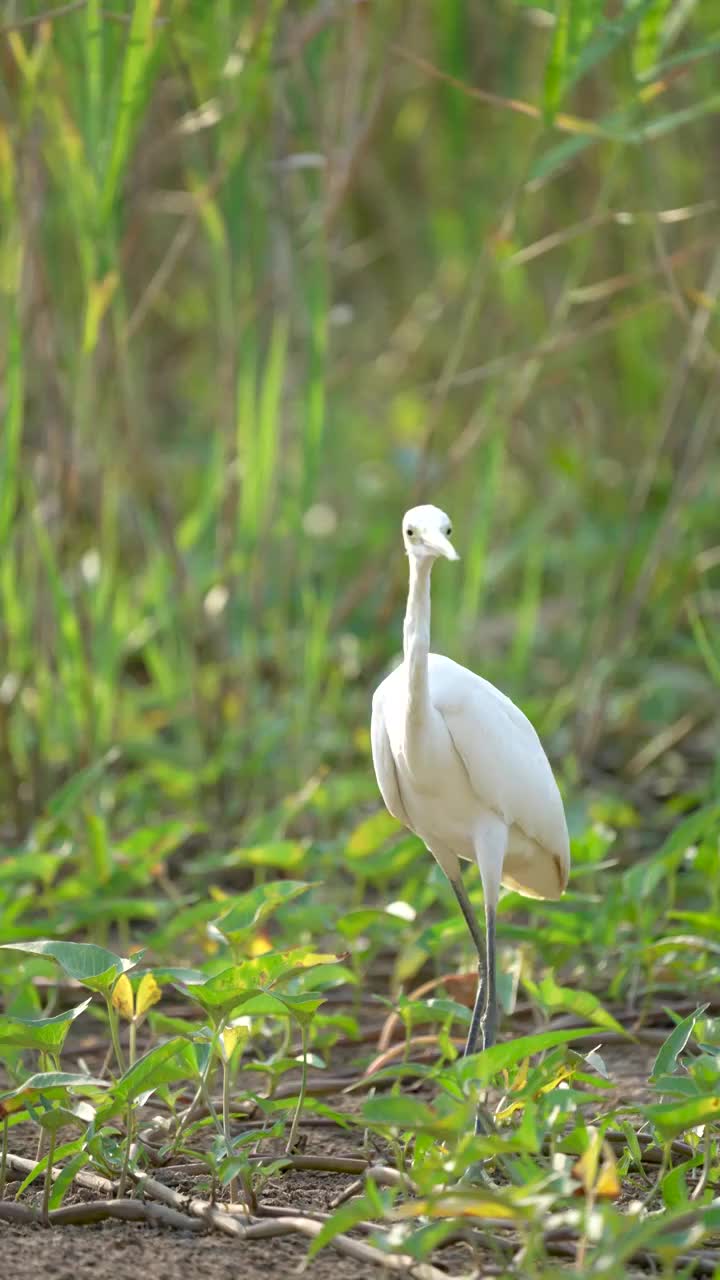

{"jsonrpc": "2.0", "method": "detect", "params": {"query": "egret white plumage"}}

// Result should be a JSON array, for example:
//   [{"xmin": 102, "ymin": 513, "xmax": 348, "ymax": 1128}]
[{"xmin": 371, "ymin": 504, "xmax": 570, "ymax": 1069}]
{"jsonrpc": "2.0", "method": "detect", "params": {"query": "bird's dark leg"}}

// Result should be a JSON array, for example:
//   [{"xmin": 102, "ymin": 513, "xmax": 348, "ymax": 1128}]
[
  {"xmin": 480, "ymin": 901, "xmax": 497, "ymax": 1051},
  {"xmin": 448, "ymin": 873, "xmax": 487, "ymax": 1057},
  {"xmin": 448, "ymin": 872, "xmax": 496, "ymax": 1157}
]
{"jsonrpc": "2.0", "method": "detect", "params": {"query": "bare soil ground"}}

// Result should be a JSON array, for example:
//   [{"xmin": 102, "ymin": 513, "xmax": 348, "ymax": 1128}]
[{"xmin": 0, "ymin": 1039, "xmax": 658, "ymax": 1278}]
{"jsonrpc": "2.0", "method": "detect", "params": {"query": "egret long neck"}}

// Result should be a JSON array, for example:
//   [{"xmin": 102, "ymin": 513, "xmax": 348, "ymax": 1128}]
[{"xmin": 403, "ymin": 557, "xmax": 432, "ymax": 731}]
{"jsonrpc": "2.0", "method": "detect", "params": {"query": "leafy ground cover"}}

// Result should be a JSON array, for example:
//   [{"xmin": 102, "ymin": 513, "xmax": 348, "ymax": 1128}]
[
  {"xmin": 2, "ymin": 777, "xmax": 720, "ymax": 1277},
  {"xmin": 2, "ymin": 1, "xmax": 720, "ymax": 1276}
]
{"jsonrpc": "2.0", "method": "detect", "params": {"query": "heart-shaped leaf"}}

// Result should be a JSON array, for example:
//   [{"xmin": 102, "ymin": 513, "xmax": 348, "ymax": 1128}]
[{"xmin": 1, "ymin": 940, "xmax": 139, "ymax": 995}]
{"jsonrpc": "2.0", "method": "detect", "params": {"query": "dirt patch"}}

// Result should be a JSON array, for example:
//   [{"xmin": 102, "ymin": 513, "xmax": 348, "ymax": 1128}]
[
  {"xmin": 601, "ymin": 1040, "xmax": 659, "ymax": 1106},
  {"xmin": 0, "ymin": 1212, "xmax": 359, "ymax": 1280},
  {"xmin": 0, "ymin": 1032, "xmax": 662, "ymax": 1277}
]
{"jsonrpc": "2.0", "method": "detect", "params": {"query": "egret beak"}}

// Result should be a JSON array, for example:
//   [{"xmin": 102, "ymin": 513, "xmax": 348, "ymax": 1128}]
[{"xmin": 423, "ymin": 530, "xmax": 459, "ymax": 561}]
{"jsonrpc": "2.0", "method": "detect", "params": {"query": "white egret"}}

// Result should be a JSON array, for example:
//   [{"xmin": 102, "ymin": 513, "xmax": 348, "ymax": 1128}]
[{"xmin": 371, "ymin": 504, "xmax": 570, "ymax": 1069}]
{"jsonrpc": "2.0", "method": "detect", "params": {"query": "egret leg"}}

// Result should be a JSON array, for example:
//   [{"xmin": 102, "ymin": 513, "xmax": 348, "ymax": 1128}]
[
  {"xmin": 473, "ymin": 817, "xmax": 505, "ymax": 1056},
  {"xmin": 472, "ymin": 821, "xmax": 506, "ymax": 1137},
  {"xmin": 447, "ymin": 872, "xmax": 496, "ymax": 1162},
  {"xmin": 479, "ymin": 901, "xmax": 497, "ymax": 1051},
  {"xmin": 447, "ymin": 874, "xmax": 487, "ymax": 1057}
]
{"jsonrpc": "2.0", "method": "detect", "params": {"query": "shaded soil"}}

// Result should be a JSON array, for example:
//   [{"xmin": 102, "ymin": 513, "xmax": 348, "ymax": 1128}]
[
  {"xmin": 0, "ymin": 1039, "xmax": 660, "ymax": 1278},
  {"xmin": 1, "ymin": 1219, "xmax": 325, "ymax": 1280}
]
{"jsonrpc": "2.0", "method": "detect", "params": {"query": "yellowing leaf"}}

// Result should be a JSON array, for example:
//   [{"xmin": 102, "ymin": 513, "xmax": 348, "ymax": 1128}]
[
  {"xmin": 111, "ymin": 973, "xmax": 134, "ymax": 1021},
  {"xmin": 685, "ymin": 288, "xmax": 720, "ymax": 313},
  {"xmin": 7, "ymin": 33, "xmax": 32, "ymax": 80},
  {"xmin": 249, "ymin": 933, "xmax": 273, "ymax": 957},
  {"xmin": 595, "ymin": 1147, "xmax": 621, "ymax": 1200},
  {"xmin": 222, "ymin": 1022, "xmax": 249, "ymax": 1061},
  {"xmin": 572, "ymin": 1128, "xmax": 620, "ymax": 1199},
  {"xmin": 573, "ymin": 1126, "xmax": 601, "ymax": 1192},
  {"xmin": 135, "ymin": 974, "xmax": 162, "ymax": 1020},
  {"xmin": 539, "ymin": 1063, "xmax": 575, "ymax": 1094},
  {"xmin": 498, "ymin": 1058, "xmax": 572, "ymax": 1121},
  {"xmin": 82, "ymin": 272, "xmax": 119, "ymax": 355},
  {"xmin": 0, "ymin": 126, "xmax": 15, "ymax": 203},
  {"xmin": 510, "ymin": 1057, "xmax": 530, "ymax": 1092},
  {"xmin": 391, "ymin": 1195, "xmax": 520, "ymax": 1221},
  {"xmin": 348, "ymin": 810, "xmax": 399, "ymax": 857},
  {"xmin": 293, "ymin": 952, "xmax": 342, "ymax": 968},
  {"xmin": 191, "ymin": 179, "xmax": 227, "ymax": 251}
]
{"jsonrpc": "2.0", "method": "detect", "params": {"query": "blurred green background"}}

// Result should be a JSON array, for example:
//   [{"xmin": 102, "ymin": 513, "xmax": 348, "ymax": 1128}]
[{"xmin": 1, "ymin": 0, "xmax": 719, "ymax": 847}]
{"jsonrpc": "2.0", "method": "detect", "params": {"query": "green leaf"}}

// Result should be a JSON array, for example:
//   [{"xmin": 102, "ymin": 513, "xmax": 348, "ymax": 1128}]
[
  {"xmin": 1, "ymin": 940, "xmax": 139, "ymax": 994},
  {"xmin": 633, "ymin": 0, "xmax": 674, "ymax": 79},
  {"xmin": 308, "ymin": 1189, "xmax": 386, "ymax": 1258},
  {"xmin": 627, "ymin": 93, "xmax": 720, "ymax": 143},
  {"xmin": 244, "ymin": 948, "xmax": 346, "ymax": 987},
  {"xmin": 106, "ymin": 1038, "xmax": 198, "ymax": 1110},
  {"xmin": 0, "ymin": 1071, "xmax": 108, "ymax": 1116},
  {"xmin": 101, "ymin": 0, "xmax": 161, "ymax": 223},
  {"xmin": 16, "ymin": 1137, "xmax": 85, "ymax": 1197},
  {"xmin": 391, "ymin": 1186, "xmax": 533, "ymax": 1223},
  {"xmin": 661, "ymin": 1160, "xmax": 693, "ymax": 1209},
  {"xmin": 336, "ymin": 908, "xmax": 409, "ymax": 941},
  {"xmin": 347, "ymin": 810, "xmax": 399, "ymax": 857},
  {"xmin": 49, "ymin": 1150, "xmax": 91, "ymax": 1209},
  {"xmin": 651, "ymin": 1006, "xmax": 709, "ymax": 1080},
  {"xmin": 212, "ymin": 881, "xmax": 313, "ymax": 946},
  {"xmin": 144, "ymin": 903, "xmax": 226, "ymax": 950},
  {"xmin": 177, "ymin": 965, "xmax": 255, "ymax": 1017},
  {"xmin": 362, "ymin": 1095, "xmax": 443, "ymax": 1130},
  {"xmin": 530, "ymin": 974, "xmax": 629, "ymax": 1035},
  {"xmin": 144, "ymin": 966, "xmax": 206, "ymax": 987},
  {"xmin": 222, "ymin": 841, "xmax": 307, "ymax": 870},
  {"xmin": 632, "ymin": 806, "xmax": 720, "ymax": 892},
  {"xmin": 571, "ymin": 0, "xmax": 659, "ymax": 88},
  {"xmin": 647, "ymin": 34, "xmax": 720, "ymax": 80},
  {"xmin": 277, "ymin": 994, "xmax": 325, "ymax": 1027},
  {"xmin": 218, "ymin": 1155, "xmax": 250, "ymax": 1185},
  {"xmin": 529, "ymin": 130, "xmax": 601, "ymax": 185},
  {"xmin": 0, "ymin": 311, "xmax": 23, "ymax": 547},
  {"xmin": 543, "ymin": 0, "xmax": 570, "ymax": 122},
  {"xmin": 38, "ymin": 1104, "xmax": 92, "ymax": 1134},
  {"xmin": 177, "ymin": 948, "xmax": 337, "ymax": 1019},
  {"xmin": 235, "ymin": 992, "xmax": 288, "ymax": 1017},
  {"xmin": 0, "ymin": 999, "xmax": 92, "ymax": 1054},
  {"xmin": 44, "ymin": 755, "xmax": 113, "ymax": 819},
  {"xmin": 454, "ymin": 1027, "xmax": 601, "ymax": 1085},
  {"xmin": 645, "ymin": 1094, "xmax": 720, "ymax": 1141},
  {"xmin": 237, "ymin": 992, "xmax": 325, "ymax": 1024}
]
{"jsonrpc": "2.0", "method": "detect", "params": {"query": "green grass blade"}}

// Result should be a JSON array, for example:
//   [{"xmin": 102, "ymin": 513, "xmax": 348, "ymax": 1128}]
[{"xmin": 101, "ymin": 0, "xmax": 160, "ymax": 224}]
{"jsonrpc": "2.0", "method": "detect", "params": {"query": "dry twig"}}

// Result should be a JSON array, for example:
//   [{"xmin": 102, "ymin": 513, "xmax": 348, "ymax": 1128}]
[{"xmin": 0, "ymin": 1196, "xmax": 201, "ymax": 1231}]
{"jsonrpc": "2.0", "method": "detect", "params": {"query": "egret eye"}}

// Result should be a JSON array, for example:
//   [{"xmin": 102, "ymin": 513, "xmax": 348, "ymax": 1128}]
[
  {"xmin": 406, "ymin": 526, "xmax": 415, "ymax": 537},
  {"xmin": 446, "ymin": 526, "xmax": 452, "ymax": 536}
]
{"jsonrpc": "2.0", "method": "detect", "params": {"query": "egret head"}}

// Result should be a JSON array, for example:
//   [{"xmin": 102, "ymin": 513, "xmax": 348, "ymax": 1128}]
[{"xmin": 402, "ymin": 504, "xmax": 459, "ymax": 562}]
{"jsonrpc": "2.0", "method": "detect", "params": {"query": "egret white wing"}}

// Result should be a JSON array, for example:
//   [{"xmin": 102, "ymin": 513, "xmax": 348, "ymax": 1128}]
[
  {"xmin": 370, "ymin": 684, "xmax": 413, "ymax": 831},
  {"xmin": 428, "ymin": 654, "xmax": 570, "ymax": 897}
]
